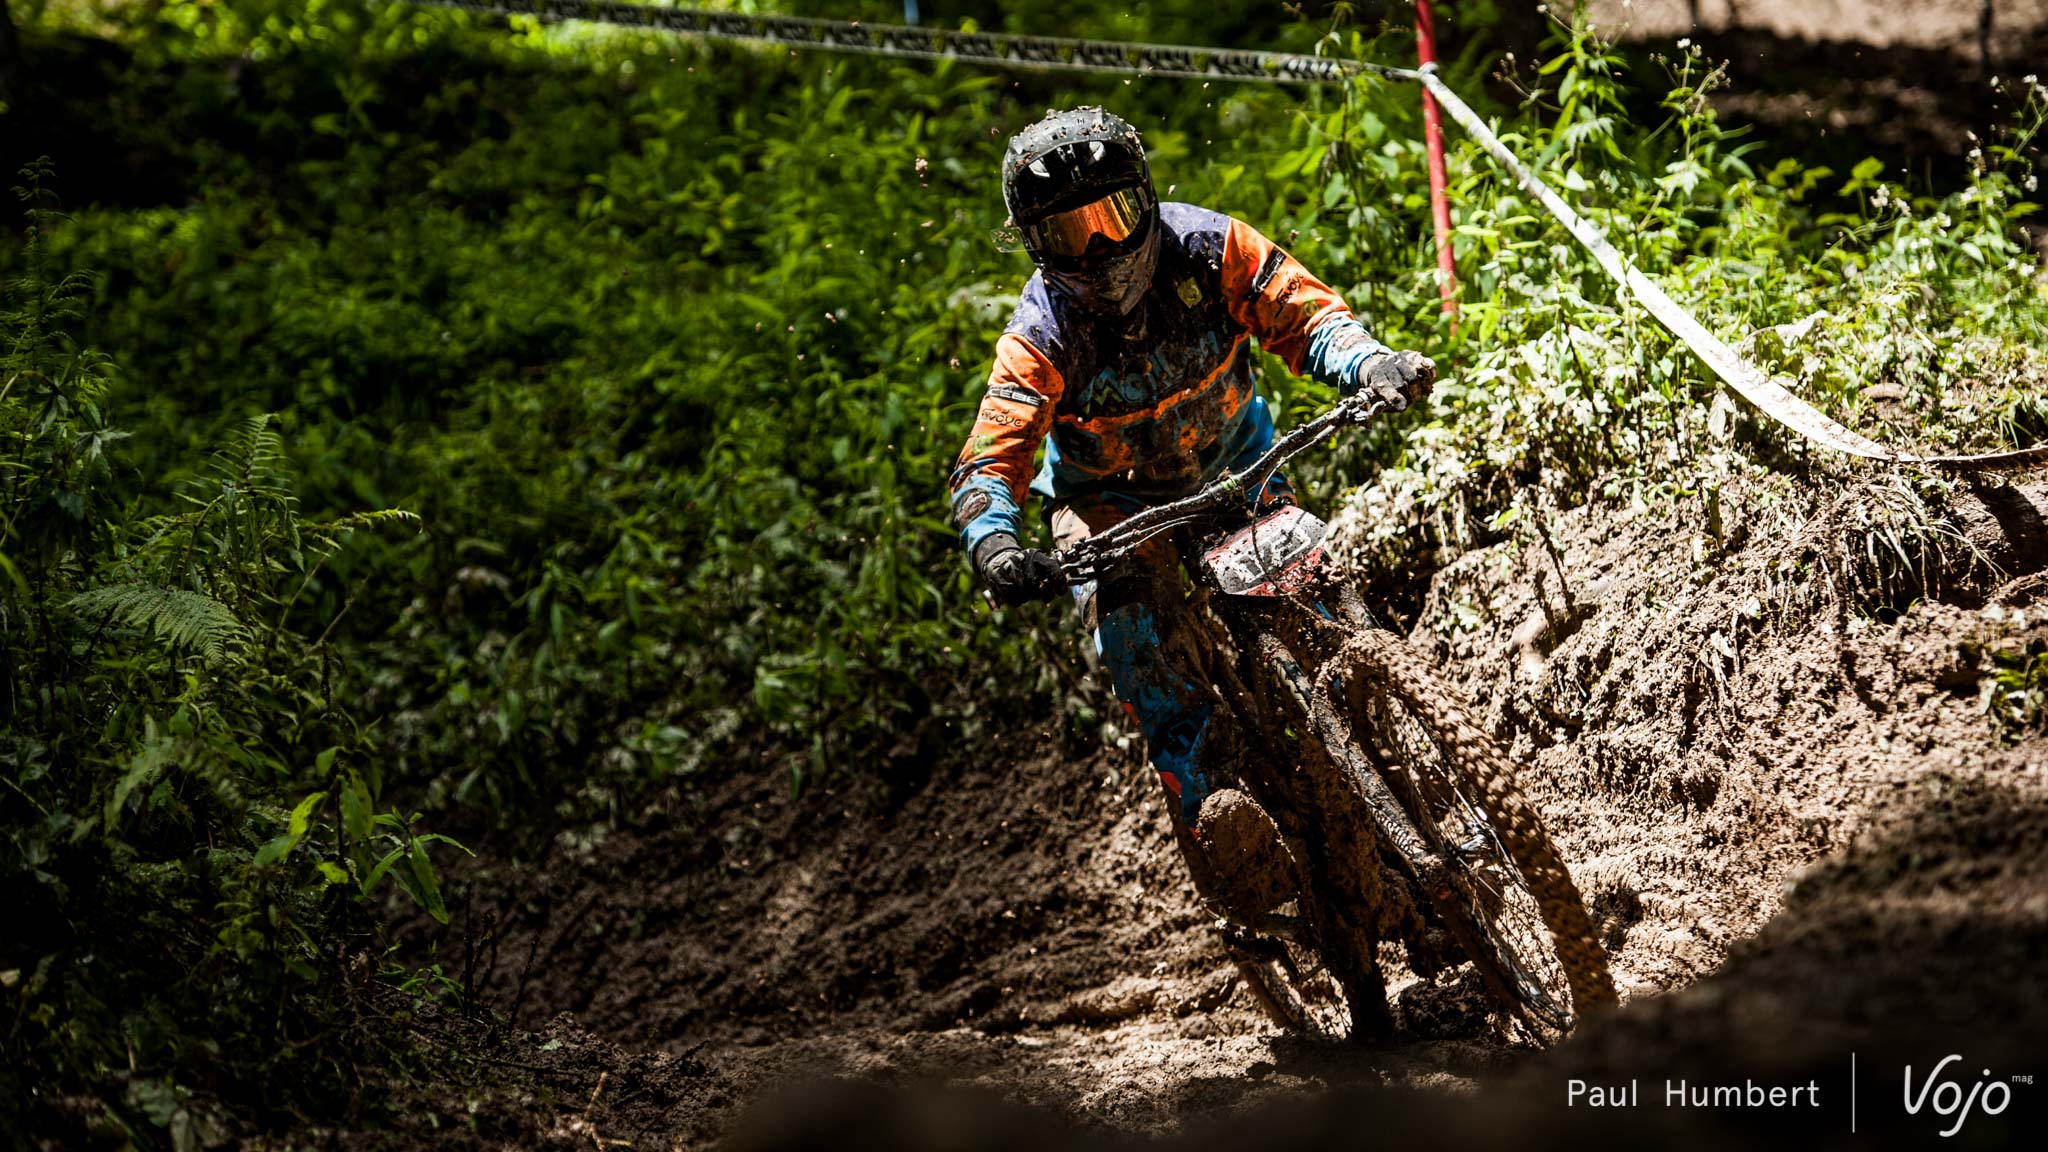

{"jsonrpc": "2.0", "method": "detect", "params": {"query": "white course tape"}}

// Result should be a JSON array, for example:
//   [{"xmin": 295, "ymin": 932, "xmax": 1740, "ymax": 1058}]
[{"xmin": 1418, "ymin": 66, "xmax": 2046, "ymax": 470}]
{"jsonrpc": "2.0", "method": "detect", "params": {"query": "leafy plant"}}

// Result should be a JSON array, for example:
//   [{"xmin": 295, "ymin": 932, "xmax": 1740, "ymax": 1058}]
[
  {"xmin": 1986, "ymin": 636, "xmax": 2048, "ymax": 737},
  {"xmin": 1, "ymin": 163, "xmax": 453, "ymax": 1144},
  {"xmin": 1316, "ymin": 20, "xmax": 2047, "ymax": 591}
]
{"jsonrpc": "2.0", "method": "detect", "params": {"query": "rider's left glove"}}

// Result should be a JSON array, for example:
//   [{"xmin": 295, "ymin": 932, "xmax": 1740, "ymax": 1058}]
[
  {"xmin": 1346, "ymin": 349, "xmax": 1437, "ymax": 411},
  {"xmin": 974, "ymin": 534, "xmax": 1066, "ymax": 606}
]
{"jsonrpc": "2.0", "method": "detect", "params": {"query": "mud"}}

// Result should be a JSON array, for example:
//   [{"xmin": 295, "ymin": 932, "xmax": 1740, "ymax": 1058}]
[
  {"xmin": 1194, "ymin": 788, "xmax": 1294, "ymax": 918},
  {"xmin": 1406, "ymin": 475, "xmax": 2048, "ymax": 1001},
  {"xmin": 376, "ymin": 470, "xmax": 2048, "ymax": 1148}
]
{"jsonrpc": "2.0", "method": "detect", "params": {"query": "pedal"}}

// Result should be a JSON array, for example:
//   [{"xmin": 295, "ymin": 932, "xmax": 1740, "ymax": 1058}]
[{"xmin": 1218, "ymin": 922, "xmax": 1293, "ymax": 968}]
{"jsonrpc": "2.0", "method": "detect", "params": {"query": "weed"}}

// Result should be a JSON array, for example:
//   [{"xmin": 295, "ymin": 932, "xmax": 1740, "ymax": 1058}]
[{"xmin": 1985, "ymin": 636, "xmax": 2048, "ymax": 737}]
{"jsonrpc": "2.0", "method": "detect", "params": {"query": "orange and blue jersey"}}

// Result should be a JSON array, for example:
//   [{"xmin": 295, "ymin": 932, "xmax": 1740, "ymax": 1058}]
[{"xmin": 947, "ymin": 203, "xmax": 1387, "ymax": 552}]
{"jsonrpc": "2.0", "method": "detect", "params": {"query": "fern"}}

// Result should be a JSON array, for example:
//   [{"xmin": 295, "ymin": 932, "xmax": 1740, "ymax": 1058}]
[
  {"xmin": 209, "ymin": 412, "xmax": 295, "ymax": 504},
  {"xmin": 311, "ymin": 508, "xmax": 423, "ymax": 542},
  {"xmin": 67, "ymin": 581, "xmax": 248, "ymax": 664}
]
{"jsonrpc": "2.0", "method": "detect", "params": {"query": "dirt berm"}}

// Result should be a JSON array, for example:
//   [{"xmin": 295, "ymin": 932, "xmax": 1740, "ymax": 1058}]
[{"xmin": 384, "ymin": 470, "xmax": 2048, "ymax": 1150}]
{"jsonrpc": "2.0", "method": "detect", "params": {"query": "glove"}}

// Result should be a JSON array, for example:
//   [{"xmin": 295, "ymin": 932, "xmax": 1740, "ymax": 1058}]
[
  {"xmin": 974, "ymin": 534, "xmax": 1066, "ymax": 605},
  {"xmin": 1347, "ymin": 349, "xmax": 1437, "ymax": 411}
]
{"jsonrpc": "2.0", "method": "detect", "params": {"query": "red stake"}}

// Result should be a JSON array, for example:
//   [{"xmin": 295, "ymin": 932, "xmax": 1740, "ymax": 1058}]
[{"xmin": 1415, "ymin": 0, "xmax": 1458, "ymax": 331}]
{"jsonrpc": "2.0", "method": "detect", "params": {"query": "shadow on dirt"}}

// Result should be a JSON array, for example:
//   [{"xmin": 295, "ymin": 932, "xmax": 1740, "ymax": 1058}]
[
  {"xmin": 1615, "ymin": 24, "xmax": 2048, "ymax": 193},
  {"xmin": 1496, "ymin": 773, "xmax": 2048, "ymax": 1149},
  {"xmin": 721, "ymin": 776, "xmax": 2048, "ymax": 1151}
]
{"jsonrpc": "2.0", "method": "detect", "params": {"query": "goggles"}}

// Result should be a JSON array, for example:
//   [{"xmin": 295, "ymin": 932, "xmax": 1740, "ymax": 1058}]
[{"xmin": 1026, "ymin": 187, "xmax": 1150, "ymax": 260}]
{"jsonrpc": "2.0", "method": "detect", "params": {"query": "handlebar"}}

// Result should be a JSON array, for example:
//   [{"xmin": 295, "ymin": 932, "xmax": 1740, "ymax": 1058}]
[{"xmin": 1057, "ymin": 392, "xmax": 1392, "ymax": 582}]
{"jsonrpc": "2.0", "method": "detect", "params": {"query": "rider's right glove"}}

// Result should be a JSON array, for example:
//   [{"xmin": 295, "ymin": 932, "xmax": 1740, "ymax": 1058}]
[
  {"xmin": 1345, "ymin": 349, "xmax": 1437, "ymax": 411},
  {"xmin": 974, "ymin": 534, "xmax": 1066, "ymax": 605}
]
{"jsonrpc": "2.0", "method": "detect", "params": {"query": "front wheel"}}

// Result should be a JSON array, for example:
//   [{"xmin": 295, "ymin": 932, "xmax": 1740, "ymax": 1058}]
[{"xmin": 1320, "ymin": 627, "xmax": 1617, "ymax": 1034}]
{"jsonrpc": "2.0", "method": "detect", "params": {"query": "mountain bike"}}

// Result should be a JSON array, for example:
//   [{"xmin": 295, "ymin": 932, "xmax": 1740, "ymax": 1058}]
[{"xmin": 1056, "ymin": 392, "xmax": 1617, "ymax": 1041}]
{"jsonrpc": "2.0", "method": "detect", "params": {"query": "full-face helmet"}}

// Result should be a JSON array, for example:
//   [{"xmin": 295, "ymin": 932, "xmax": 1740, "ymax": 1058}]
[{"xmin": 1001, "ymin": 107, "xmax": 1160, "ymax": 314}]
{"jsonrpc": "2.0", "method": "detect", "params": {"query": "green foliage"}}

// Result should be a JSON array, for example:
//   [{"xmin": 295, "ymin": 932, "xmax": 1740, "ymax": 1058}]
[
  {"xmin": 1313, "ymin": 24, "xmax": 2048, "ymax": 580},
  {"xmin": 1, "ymin": 164, "xmax": 454, "ymax": 1143},
  {"xmin": 7, "ymin": 2, "xmax": 1341, "ymax": 1138},
  {"xmin": 1986, "ymin": 635, "xmax": 2048, "ymax": 737},
  {"xmin": 66, "ymin": 583, "xmax": 246, "ymax": 662},
  {"xmin": 17, "ymin": 0, "xmax": 1340, "ymax": 809}
]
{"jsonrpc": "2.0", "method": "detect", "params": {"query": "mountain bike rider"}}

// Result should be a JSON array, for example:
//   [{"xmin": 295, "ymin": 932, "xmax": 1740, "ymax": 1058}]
[{"xmin": 947, "ymin": 107, "xmax": 1435, "ymax": 912}]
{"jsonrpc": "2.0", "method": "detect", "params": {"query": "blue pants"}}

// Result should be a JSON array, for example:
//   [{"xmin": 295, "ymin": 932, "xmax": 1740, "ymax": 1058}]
[{"xmin": 1048, "ymin": 469, "xmax": 1292, "ymax": 831}]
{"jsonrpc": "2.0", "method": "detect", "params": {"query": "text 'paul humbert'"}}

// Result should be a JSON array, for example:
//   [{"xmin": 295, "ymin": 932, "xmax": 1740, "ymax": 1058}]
[{"xmin": 1568, "ymin": 1079, "xmax": 1824, "ymax": 1108}]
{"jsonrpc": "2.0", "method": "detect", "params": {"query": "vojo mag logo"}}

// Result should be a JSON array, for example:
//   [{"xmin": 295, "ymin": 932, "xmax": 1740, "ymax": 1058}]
[{"xmin": 1902, "ymin": 1055, "xmax": 2030, "ymax": 1138}]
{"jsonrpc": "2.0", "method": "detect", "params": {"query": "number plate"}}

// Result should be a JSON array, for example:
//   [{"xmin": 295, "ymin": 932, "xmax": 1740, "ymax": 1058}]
[{"xmin": 1200, "ymin": 505, "xmax": 1329, "ymax": 596}]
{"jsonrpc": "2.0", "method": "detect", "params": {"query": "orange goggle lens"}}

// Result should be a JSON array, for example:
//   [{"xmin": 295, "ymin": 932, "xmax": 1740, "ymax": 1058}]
[{"xmin": 1031, "ymin": 188, "xmax": 1148, "ymax": 258}]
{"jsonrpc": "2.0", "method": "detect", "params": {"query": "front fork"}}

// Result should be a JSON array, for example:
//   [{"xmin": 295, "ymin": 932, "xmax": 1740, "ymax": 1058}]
[{"xmin": 1237, "ymin": 592, "xmax": 1462, "ymax": 978}]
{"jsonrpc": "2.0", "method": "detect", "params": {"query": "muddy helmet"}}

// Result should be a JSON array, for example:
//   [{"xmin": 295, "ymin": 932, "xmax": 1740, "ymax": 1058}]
[{"xmin": 1002, "ymin": 107, "xmax": 1160, "ymax": 314}]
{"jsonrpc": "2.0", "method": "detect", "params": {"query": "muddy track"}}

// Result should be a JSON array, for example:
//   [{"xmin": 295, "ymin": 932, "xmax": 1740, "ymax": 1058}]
[{"xmin": 382, "ymin": 474, "xmax": 2048, "ymax": 1148}]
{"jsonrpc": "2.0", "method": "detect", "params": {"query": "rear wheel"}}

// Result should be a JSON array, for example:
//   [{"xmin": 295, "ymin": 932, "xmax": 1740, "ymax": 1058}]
[{"xmin": 1198, "ymin": 614, "xmax": 1394, "ymax": 1041}]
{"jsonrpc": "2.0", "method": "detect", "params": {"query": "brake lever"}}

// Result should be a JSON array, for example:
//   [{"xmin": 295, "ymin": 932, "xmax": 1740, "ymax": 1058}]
[{"xmin": 1343, "ymin": 394, "xmax": 1391, "ymax": 425}]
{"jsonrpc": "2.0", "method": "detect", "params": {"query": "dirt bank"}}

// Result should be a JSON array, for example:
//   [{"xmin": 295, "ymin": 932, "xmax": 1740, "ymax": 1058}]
[
  {"xmin": 1556, "ymin": 2, "xmax": 2048, "ymax": 190},
  {"xmin": 1579, "ymin": 0, "xmax": 2048, "ymax": 56},
  {"xmin": 1405, "ymin": 471, "xmax": 2048, "ymax": 1007},
  {"xmin": 373, "ymin": 467, "xmax": 2047, "ymax": 1149}
]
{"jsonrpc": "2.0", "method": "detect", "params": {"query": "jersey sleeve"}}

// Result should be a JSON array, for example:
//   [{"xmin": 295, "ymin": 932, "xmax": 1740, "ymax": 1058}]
[
  {"xmin": 1221, "ymin": 217, "xmax": 1386, "ymax": 390},
  {"xmin": 946, "ymin": 333, "xmax": 1065, "ymax": 554}
]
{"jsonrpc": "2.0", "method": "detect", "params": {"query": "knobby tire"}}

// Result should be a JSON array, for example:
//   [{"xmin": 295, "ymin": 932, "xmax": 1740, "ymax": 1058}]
[{"xmin": 1320, "ymin": 628, "xmax": 1618, "ymax": 1025}]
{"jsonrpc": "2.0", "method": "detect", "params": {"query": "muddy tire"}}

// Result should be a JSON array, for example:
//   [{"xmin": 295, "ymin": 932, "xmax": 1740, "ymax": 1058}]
[
  {"xmin": 1199, "ymin": 615, "xmax": 1396, "ymax": 1041},
  {"xmin": 1325, "ymin": 627, "xmax": 1618, "ymax": 1029}
]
